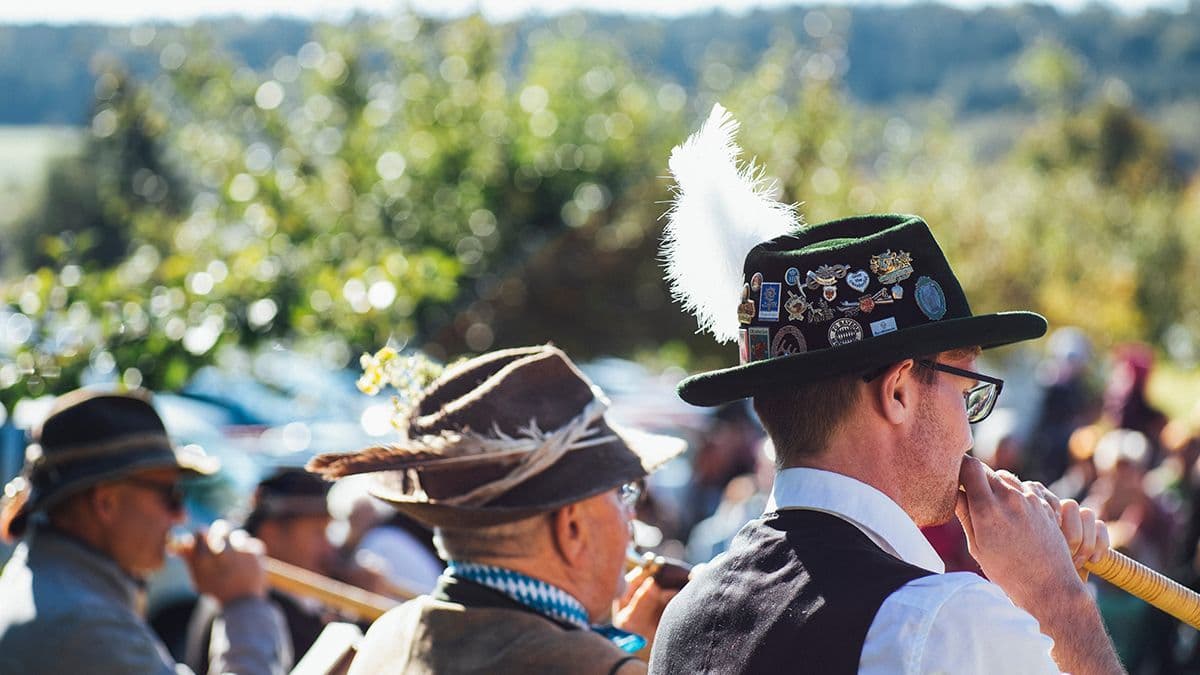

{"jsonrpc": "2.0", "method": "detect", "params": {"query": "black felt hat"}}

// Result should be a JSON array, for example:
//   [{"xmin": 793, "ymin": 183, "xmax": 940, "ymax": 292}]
[
  {"xmin": 676, "ymin": 214, "xmax": 1047, "ymax": 406},
  {"xmin": 0, "ymin": 389, "xmax": 218, "ymax": 539},
  {"xmin": 308, "ymin": 345, "xmax": 685, "ymax": 529},
  {"xmin": 243, "ymin": 467, "xmax": 332, "ymax": 534}
]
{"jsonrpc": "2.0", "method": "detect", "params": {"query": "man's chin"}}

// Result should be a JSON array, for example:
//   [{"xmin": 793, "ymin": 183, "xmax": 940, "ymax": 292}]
[
  {"xmin": 914, "ymin": 493, "xmax": 959, "ymax": 528},
  {"xmin": 129, "ymin": 553, "xmax": 168, "ymax": 579}
]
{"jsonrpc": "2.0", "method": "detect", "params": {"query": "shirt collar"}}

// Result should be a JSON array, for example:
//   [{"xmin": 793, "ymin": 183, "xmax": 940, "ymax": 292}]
[
  {"xmin": 765, "ymin": 467, "xmax": 945, "ymax": 573},
  {"xmin": 446, "ymin": 561, "xmax": 590, "ymax": 629},
  {"xmin": 445, "ymin": 561, "xmax": 647, "ymax": 653}
]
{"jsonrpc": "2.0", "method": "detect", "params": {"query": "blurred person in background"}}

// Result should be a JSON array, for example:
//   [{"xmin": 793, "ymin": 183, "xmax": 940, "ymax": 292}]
[
  {"xmin": 0, "ymin": 389, "xmax": 288, "ymax": 675},
  {"xmin": 1028, "ymin": 327, "xmax": 1096, "ymax": 484},
  {"xmin": 1084, "ymin": 429, "xmax": 1176, "ymax": 575},
  {"xmin": 187, "ymin": 467, "xmax": 346, "ymax": 671},
  {"xmin": 1084, "ymin": 428, "xmax": 1179, "ymax": 673},
  {"xmin": 308, "ymin": 345, "xmax": 685, "ymax": 674},
  {"xmin": 327, "ymin": 474, "xmax": 443, "ymax": 596},
  {"xmin": 685, "ymin": 437, "xmax": 774, "ymax": 564},
  {"xmin": 1103, "ymin": 343, "xmax": 1168, "ymax": 466},
  {"xmin": 685, "ymin": 400, "xmax": 764, "ymax": 532},
  {"xmin": 1049, "ymin": 424, "xmax": 1103, "ymax": 503}
]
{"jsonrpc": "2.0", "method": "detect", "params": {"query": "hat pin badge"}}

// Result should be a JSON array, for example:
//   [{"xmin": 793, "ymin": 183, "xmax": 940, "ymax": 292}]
[
  {"xmin": 847, "ymin": 269, "xmax": 870, "ymax": 293},
  {"xmin": 785, "ymin": 289, "xmax": 810, "ymax": 321},
  {"xmin": 807, "ymin": 264, "xmax": 849, "ymax": 302},
  {"xmin": 870, "ymin": 250, "xmax": 914, "ymax": 285}
]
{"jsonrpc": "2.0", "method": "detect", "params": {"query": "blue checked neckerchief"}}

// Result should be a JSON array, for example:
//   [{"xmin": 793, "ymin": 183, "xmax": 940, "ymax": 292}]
[{"xmin": 446, "ymin": 560, "xmax": 646, "ymax": 653}]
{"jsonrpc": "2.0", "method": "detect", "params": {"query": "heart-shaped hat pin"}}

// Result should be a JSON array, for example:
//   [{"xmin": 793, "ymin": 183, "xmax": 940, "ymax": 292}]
[{"xmin": 847, "ymin": 269, "xmax": 870, "ymax": 292}]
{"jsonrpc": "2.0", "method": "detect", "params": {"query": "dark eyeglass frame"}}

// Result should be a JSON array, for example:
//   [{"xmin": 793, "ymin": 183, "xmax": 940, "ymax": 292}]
[
  {"xmin": 861, "ymin": 359, "xmax": 1004, "ymax": 424},
  {"xmin": 122, "ymin": 478, "xmax": 186, "ymax": 513},
  {"xmin": 915, "ymin": 359, "xmax": 1004, "ymax": 424}
]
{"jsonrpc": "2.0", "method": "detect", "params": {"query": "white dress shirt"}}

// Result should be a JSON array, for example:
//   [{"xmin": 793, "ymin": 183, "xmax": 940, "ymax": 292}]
[{"xmin": 767, "ymin": 468, "xmax": 1061, "ymax": 674}]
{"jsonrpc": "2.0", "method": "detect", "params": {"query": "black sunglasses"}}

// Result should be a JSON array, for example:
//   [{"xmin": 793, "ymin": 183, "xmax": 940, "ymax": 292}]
[{"xmin": 123, "ymin": 478, "xmax": 186, "ymax": 513}]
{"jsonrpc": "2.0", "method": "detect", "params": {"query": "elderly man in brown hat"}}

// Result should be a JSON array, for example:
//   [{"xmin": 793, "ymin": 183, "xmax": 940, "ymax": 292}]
[
  {"xmin": 308, "ymin": 345, "xmax": 685, "ymax": 674},
  {"xmin": 0, "ymin": 389, "xmax": 289, "ymax": 675}
]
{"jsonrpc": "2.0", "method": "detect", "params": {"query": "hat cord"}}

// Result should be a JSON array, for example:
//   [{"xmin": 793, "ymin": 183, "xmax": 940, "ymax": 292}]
[
  {"xmin": 26, "ymin": 432, "xmax": 173, "ymax": 470},
  {"xmin": 435, "ymin": 397, "xmax": 617, "ymax": 507}
]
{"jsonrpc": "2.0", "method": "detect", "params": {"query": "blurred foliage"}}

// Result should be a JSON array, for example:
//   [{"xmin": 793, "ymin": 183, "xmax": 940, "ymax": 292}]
[
  {"xmin": 2, "ymin": 9, "xmax": 1199, "ymax": 409},
  {"xmin": 5, "ymin": 4, "xmax": 1200, "ymax": 124}
]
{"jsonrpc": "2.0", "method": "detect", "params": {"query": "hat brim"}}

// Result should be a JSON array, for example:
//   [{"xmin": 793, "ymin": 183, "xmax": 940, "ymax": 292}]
[
  {"xmin": 678, "ymin": 311, "xmax": 1047, "ymax": 407},
  {"xmin": 366, "ymin": 426, "xmax": 686, "ymax": 529},
  {"xmin": 4, "ymin": 441, "xmax": 219, "ymax": 539}
]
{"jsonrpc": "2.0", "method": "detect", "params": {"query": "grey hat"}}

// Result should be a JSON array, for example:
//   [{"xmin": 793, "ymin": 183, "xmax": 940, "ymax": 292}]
[{"xmin": 0, "ymin": 388, "xmax": 218, "ymax": 539}]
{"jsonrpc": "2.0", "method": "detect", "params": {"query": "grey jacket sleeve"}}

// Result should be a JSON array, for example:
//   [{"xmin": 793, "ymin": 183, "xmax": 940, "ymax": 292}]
[
  {"xmin": 52, "ymin": 608, "xmax": 188, "ymax": 675},
  {"xmin": 208, "ymin": 596, "xmax": 292, "ymax": 675}
]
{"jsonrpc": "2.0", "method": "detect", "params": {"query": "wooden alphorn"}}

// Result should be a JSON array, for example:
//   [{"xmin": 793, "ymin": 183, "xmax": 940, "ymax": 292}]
[
  {"xmin": 170, "ymin": 533, "xmax": 404, "ymax": 622},
  {"xmin": 264, "ymin": 557, "xmax": 402, "ymax": 622},
  {"xmin": 1084, "ymin": 548, "xmax": 1200, "ymax": 630}
]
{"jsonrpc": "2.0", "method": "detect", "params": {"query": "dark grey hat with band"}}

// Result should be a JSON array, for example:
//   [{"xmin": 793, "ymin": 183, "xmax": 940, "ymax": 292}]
[{"xmin": 0, "ymin": 389, "xmax": 218, "ymax": 539}]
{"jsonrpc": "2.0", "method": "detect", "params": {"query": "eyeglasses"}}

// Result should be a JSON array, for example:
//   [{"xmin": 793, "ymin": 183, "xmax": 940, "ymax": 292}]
[
  {"xmin": 617, "ymin": 481, "xmax": 643, "ymax": 509},
  {"xmin": 123, "ymin": 478, "xmax": 186, "ymax": 513},
  {"xmin": 916, "ymin": 360, "xmax": 1004, "ymax": 424}
]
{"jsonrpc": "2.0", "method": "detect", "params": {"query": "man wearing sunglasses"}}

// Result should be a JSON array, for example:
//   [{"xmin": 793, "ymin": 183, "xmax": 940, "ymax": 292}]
[
  {"xmin": 653, "ymin": 207, "xmax": 1122, "ymax": 674},
  {"xmin": 0, "ymin": 389, "xmax": 288, "ymax": 675}
]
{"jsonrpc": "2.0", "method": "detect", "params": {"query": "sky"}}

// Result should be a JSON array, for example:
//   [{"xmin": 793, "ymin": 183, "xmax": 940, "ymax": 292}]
[{"xmin": 0, "ymin": 0, "xmax": 1187, "ymax": 24}]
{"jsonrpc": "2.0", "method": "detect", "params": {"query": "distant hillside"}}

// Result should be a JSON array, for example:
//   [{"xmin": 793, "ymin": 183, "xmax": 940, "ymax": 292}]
[{"xmin": 0, "ymin": 2, "xmax": 1197, "ymax": 124}]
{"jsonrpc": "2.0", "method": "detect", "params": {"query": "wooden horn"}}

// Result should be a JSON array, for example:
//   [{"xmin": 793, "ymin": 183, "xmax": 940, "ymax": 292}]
[
  {"xmin": 263, "ymin": 557, "xmax": 403, "ymax": 622},
  {"xmin": 1084, "ymin": 548, "xmax": 1200, "ymax": 630}
]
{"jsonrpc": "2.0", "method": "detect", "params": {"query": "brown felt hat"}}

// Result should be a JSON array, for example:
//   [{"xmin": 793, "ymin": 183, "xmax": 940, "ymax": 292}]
[
  {"xmin": 308, "ymin": 345, "xmax": 686, "ymax": 528},
  {"xmin": 0, "ymin": 388, "xmax": 219, "ymax": 539}
]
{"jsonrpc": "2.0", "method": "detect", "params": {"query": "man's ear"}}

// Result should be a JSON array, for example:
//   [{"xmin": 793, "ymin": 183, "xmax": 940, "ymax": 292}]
[
  {"xmin": 89, "ymin": 484, "xmax": 121, "ymax": 527},
  {"xmin": 875, "ymin": 359, "xmax": 919, "ymax": 425},
  {"xmin": 550, "ymin": 501, "xmax": 586, "ymax": 565}
]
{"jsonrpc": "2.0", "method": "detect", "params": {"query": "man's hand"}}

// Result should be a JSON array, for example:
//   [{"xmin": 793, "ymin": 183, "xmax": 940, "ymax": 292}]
[
  {"xmin": 1001, "ymin": 470, "xmax": 1110, "ymax": 578},
  {"xmin": 177, "ymin": 519, "xmax": 270, "ymax": 605},
  {"xmin": 613, "ymin": 566, "xmax": 679, "ymax": 660},
  {"xmin": 956, "ymin": 456, "xmax": 1097, "ymax": 603},
  {"xmin": 956, "ymin": 456, "xmax": 1123, "ymax": 675}
]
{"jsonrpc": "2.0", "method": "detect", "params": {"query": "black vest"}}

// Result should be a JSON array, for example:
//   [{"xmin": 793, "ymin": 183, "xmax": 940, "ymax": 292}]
[{"xmin": 649, "ymin": 510, "xmax": 934, "ymax": 674}]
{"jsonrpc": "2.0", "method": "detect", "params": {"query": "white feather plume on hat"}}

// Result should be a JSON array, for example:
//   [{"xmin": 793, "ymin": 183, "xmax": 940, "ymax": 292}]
[{"xmin": 661, "ymin": 103, "xmax": 802, "ymax": 343}]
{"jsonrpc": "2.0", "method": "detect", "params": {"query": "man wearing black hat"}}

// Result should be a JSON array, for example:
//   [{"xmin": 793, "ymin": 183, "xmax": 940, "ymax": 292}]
[
  {"xmin": 0, "ymin": 389, "xmax": 289, "ymax": 675},
  {"xmin": 186, "ymin": 467, "xmax": 341, "ymax": 672},
  {"xmin": 649, "ymin": 106, "xmax": 1122, "ymax": 674},
  {"xmin": 308, "ymin": 345, "xmax": 686, "ymax": 674}
]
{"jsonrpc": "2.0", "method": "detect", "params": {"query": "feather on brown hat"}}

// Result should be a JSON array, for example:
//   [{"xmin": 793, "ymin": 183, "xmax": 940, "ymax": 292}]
[{"xmin": 308, "ymin": 345, "xmax": 685, "ymax": 528}]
